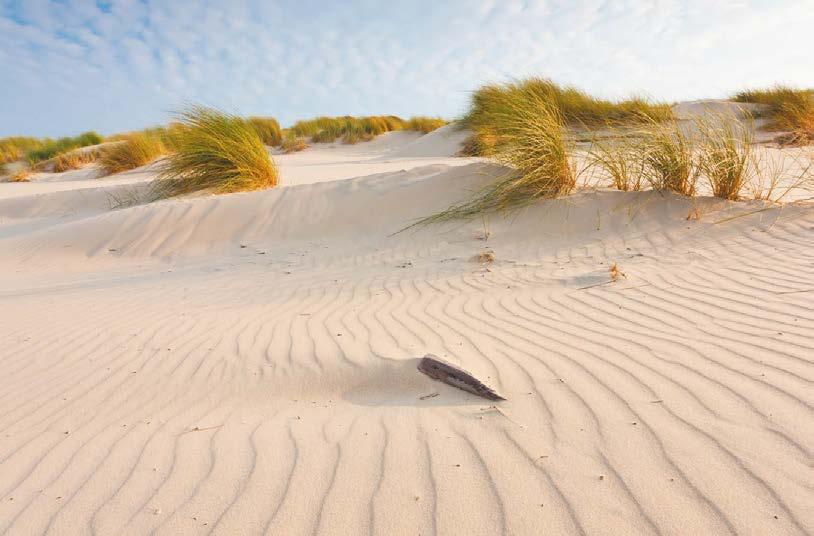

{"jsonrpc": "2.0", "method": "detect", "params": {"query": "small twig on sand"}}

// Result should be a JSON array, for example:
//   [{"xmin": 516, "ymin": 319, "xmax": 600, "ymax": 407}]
[{"xmin": 179, "ymin": 425, "xmax": 223, "ymax": 435}]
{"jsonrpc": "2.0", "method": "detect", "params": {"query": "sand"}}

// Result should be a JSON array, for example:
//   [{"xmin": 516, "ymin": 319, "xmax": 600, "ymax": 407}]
[{"xmin": 1, "ymin": 117, "xmax": 813, "ymax": 535}]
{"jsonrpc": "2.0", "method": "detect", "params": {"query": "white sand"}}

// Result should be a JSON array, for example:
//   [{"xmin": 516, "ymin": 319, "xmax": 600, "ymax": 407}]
[{"xmin": 1, "ymin": 123, "xmax": 813, "ymax": 535}]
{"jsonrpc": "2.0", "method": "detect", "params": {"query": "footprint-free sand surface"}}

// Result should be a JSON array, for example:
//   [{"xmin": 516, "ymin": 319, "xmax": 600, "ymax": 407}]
[{"xmin": 1, "ymin": 122, "xmax": 813, "ymax": 535}]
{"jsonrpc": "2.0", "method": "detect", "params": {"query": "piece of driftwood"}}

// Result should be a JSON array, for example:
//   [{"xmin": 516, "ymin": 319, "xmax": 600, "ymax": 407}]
[{"xmin": 417, "ymin": 355, "xmax": 505, "ymax": 401}]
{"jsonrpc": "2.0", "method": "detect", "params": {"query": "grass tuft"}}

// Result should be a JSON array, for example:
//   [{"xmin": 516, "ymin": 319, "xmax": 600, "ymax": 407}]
[
  {"xmin": 410, "ymin": 94, "xmax": 575, "ymax": 227},
  {"xmin": 26, "ymin": 132, "xmax": 103, "ymax": 164},
  {"xmin": 149, "ymin": 106, "xmax": 277, "ymax": 200},
  {"xmin": 248, "ymin": 117, "xmax": 282, "ymax": 146},
  {"xmin": 280, "ymin": 132, "xmax": 308, "ymax": 153},
  {"xmin": 406, "ymin": 117, "xmax": 448, "ymax": 133},
  {"xmin": 53, "ymin": 148, "xmax": 102, "ymax": 172},
  {"xmin": 733, "ymin": 86, "xmax": 814, "ymax": 145},
  {"xmin": 696, "ymin": 114, "xmax": 754, "ymax": 200},
  {"xmin": 638, "ymin": 118, "xmax": 698, "ymax": 196},
  {"xmin": 463, "ymin": 77, "xmax": 671, "ymax": 156},
  {"xmin": 8, "ymin": 169, "xmax": 32, "ymax": 182},
  {"xmin": 99, "ymin": 133, "xmax": 166, "ymax": 176}
]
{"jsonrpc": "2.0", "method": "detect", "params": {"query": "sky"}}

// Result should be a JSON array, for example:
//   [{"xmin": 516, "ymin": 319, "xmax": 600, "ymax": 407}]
[{"xmin": 1, "ymin": 0, "xmax": 813, "ymax": 138}]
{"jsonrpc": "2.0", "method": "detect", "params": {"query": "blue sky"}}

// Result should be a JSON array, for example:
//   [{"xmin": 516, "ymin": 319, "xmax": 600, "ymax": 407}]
[{"xmin": 1, "ymin": 0, "xmax": 812, "ymax": 137}]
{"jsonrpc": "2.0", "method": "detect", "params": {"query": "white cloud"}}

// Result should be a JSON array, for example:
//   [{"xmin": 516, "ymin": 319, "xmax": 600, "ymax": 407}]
[{"xmin": 0, "ymin": 0, "xmax": 812, "ymax": 136}]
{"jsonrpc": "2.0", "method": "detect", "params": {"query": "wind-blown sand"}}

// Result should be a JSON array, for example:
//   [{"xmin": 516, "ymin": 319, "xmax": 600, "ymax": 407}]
[{"xmin": 1, "ymin": 121, "xmax": 813, "ymax": 535}]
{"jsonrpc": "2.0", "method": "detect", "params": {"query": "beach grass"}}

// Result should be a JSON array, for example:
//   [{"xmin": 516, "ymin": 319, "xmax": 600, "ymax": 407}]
[
  {"xmin": 696, "ymin": 113, "xmax": 754, "ymax": 200},
  {"xmin": 406, "ymin": 116, "xmax": 448, "ymax": 133},
  {"xmin": 0, "ymin": 137, "xmax": 43, "ymax": 165},
  {"xmin": 288, "ymin": 115, "xmax": 446, "ymax": 145},
  {"xmin": 26, "ymin": 131, "xmax": 103, "ymax": 164},
  {"xmin": 98, "ymin": 133, "xmax": 167, "ymax": 176},
  {"xmin": 53, "ymin": 147, "xmax": 103, "ymax": 173},
  {"xmin": 462, "ymin": 77, "xmax": 671, "ymax": 156},
  {"xmin": 281, "ymin": 132, "xmax": 308, "ymax": 153},
  {"xmin": 248, "ymin": 117, "xmax": 282, "ymax": 146},
  {"xmin": 637, "ymin": 117, "xmax": 698, "ymax": 196},
  {"xmin": 733, "ymin": 86, "xmax": 814, "ymax": 145},
  {"xmin": 149, "ymin": 106, "xmax": 277, "ymax": 200},
  {"xmin": 410, "ymin": 93, "xmax": 575, "ymax": 227},
  {"xmin": 8, "ymin": 168, "xmax": 32, "ymax": 182}
]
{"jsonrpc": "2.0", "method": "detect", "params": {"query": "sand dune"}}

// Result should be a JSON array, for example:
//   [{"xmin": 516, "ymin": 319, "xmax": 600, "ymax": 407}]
[{"xmin": 1, "ymin": 130, "xmax": 813, "ymax": 535}]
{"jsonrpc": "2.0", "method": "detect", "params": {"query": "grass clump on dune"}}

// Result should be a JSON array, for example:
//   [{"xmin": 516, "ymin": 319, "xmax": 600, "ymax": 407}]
[
  {"xmin": 463, "ymin": 77, "xmax": 671, "ymax": 156},
  {"xmin": 99, "ymin": 133, "xmax": 166, "ymax": 176},
  {"xmin": 412, "ymin": 95, "xmax": 575, "ymax": 227},
  {"xmin": 639, "ymin": 118, "xmax": 698, "ymax": 196},
  {"xmin": 288, "ymin": 114, "xmax": 447, "ymax": 144},
  {"xmin": 280, "ymin": 132, "xmax": 308, "ymax": 153},
  {"xmin": 53, "ymin": 147, "xmax": 103, "ymax": 172},
  {"xmin": 406, "ymin": 116, "xmax": 448, "ymax": 133},
  {"xmin": 1, "ymin": 137, "xmax": 43, "ymax": 164},
  {"xmin": 149, "ymin": 106, "xmax": 277, "ymax": 200},
  {"xmin": 26, "ymin": 131, "xmax": 103, "ymax": 164},
  {"xmin": 248, "ymin": 117, "xmax": 282, "ymax": 146},
  {"xmin": 291, "ymin": 115, "xmax": 402, "ymax": 144},
  {"xmin": 733, "ymin": 86, "xmax": 814, "ymax": 145},
  {"xmin": 7, "ymin": 168, "xmax": 32, "ymax": 182},
  {"xmin": 695, "ymin": 114, "xmax": 754, "ymax": 200}
]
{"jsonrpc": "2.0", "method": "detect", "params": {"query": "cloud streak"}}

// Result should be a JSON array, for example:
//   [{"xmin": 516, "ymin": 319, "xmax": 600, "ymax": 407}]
[{"xmin": 1, "ymin": 0, "xmax": 812, "ymax": 136}]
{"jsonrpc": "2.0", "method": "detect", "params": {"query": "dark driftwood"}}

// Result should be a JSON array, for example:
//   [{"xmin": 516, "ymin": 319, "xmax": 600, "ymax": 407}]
[{"xmin": 417, "ymin": 355, "xmax": 505, "ymax": 401}]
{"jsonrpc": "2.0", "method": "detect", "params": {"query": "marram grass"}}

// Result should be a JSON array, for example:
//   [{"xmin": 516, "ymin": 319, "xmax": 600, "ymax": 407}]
[
  {"xmin": 53, "ymin": 147, "xmax": 102, "ymax": 173},
  {"xmin": 99, "ymin": 132, "xmax": 166, "ymax": 176},
  {"xmin": 149, "ymin": 106, "xmax": 277, "ymax": 200},
  {"xmin": 248, "ymin": 117, "xmax": 282, "ymax": 146},
  {"xmin": 734, "ymin": 86, "xmax": 814, "ymax": 145},
  {"xmin": 463, "ymin": 77, "xmax": 671, "ymax": 156},
  {"xmin": 408, "ymin": 95, "xmax": 575, "ymax": 228}
]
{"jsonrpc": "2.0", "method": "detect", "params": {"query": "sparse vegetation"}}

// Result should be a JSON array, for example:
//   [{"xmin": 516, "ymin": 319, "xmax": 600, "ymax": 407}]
[
  {"xmin": 8, "ymin": 169, "xmax": 31, "ymax": 182},
  {"xmin": 98, "ymin": 133, "xmax": 166, "ymax": 176},
  {"xmin": 0, "ymin": 137, "xmax": 43, "ymax": 164},
  {"xmin": 52, "ymin": 147, "xmax": 103, "ymax": 173},
  {"xmin": 733, "ymin": 86, "xmax": 814, "ymax": 145},
  {"xmin": 248, "ymin": 117, "xmax": 282, "ymax": 146},
  {"xmin": 25, "ymin": 131, "xmax": 103, "ymax": 164},
  {"xmin": 149, "ymin": 106, "xmax": 277, "ymax": 200},
  {"xmin": 462, "ymin": 77, "xmax": 671, "ymax": 156},
  {"xmin": 280, "ymin": 133, "xmax": 308, "ymax": 153},
  {"xmin": 696, "ymin": 114, "xmax": 754, "ymax": 200},
  {"xmin": 288, "ymin": 115, "xmax": 446, "ymax": 145},
  {"xmin": 588, "ymin": 136, "xmax": 645, "ymax": 191},
  {"xmin": 638, "ymin": 118, "xmax": 698, "ymax": 196},
  {"xmin": 411, "ymin": 94, "xmax": 576, "ymax": 227},
  {"xmin": 406, "ymin": 116, "xmax": 447, "ymax": 133}
]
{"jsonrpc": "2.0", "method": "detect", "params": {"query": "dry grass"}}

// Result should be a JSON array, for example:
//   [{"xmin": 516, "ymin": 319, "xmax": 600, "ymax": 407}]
[
  {"xmin": 98, "ymin": 133, "xmax": 166, "ymax": 176},
  {"xmin": 733, "ymin": 86, "xmax": 814, "ymax": 145},
  {"xmin": 26, "ymin": 132, "xmax": 103, "ymax": 164},
  {"xmin": 463, "ymin": 77, "xmax": 671, "ymax": 156},
  {"xmin": 609, "ymin": 262, "xmax": 626, "ymax": 282},
  {"xmin": 8, "ymin": 169, "xmax": 31, "ymax": 182},
  {"xmin": 148, "ymin": 106, "xmax": 277, "ymax": 200},
  {"xmin": 281, "ymin": 133, "xmax": 308, "ymax": 153},
  {"xmin": 248, "ymin": 117, "xmax": 282, "ymax": 146},
  {"xmin": 53, "ymin": 148, "xmax": 103, "ymax": 173},
  {"xmin": 747, "ymin": 150, "xmax": 814, "ymax": 202},
  {"xmin": 0, "ymin": 137, "xmax": 43, "ymax": 165},
  {"xmin": 406, "ymin": 117, "xmax": 448, "ymax": 133},
  {"xmin": 638, "ymin": 118, "xmax": 698, "ymax": 196},
  {"xmin": 410, "ymin": 94, "xmax": 575, "ymax": 227},
  {"xmin": 588, "ymin": 136, "xmax": 645, "ymax": 191},
  {"xmin": 696, "ymin": 114, "xmax": 754, "ymax": 200},
  {"xmin": 473, "ymin": 249, "xmax": 496, "ymax": 264}
]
